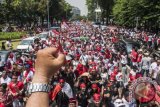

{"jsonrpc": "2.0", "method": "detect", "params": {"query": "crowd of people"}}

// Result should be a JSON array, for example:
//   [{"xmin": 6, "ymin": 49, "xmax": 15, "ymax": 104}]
[{"xmin": 0, "ymin": 21, "xmax": 160, "ymax": 107}]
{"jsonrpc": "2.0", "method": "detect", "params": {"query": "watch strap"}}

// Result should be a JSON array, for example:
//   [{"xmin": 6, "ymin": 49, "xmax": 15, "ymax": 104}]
[{"xmin": 28, "ymin": 83, "xmax": 51, "ymax": 95}]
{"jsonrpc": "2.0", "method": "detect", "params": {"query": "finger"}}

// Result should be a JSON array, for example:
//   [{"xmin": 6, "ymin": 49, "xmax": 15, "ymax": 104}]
[
  {"xmin": 53, "ymin": 53, "xmax": 66, "ymax": 67},
  {"xmin": 43, "ymin": 47, "xmax": 58, "ymax": 56}
]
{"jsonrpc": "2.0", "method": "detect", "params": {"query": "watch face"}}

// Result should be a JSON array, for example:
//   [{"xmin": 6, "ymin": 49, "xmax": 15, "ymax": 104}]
[{"xmin": 134, "ymin": 82, "xmax": 156, "ymax": 103}]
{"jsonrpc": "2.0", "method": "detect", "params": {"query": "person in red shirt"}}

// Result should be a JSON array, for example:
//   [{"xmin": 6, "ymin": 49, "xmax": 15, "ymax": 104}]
[
  {"xmin": 76, "ymin": 62, "xmax": 86, "ymax": 77},
  {"xmin": 0, "ymin": 83, "xmax": 12, "ymax": 107},
  {"xmin": 8, "ymin": 74, "xmax": 24, "ymax": 107},
  {"xmin": 130, "ymin": 47, "xmax": 138, "ymax": 66},
  {"xmin": 137, "ymin": 49, "xmax": 143, "ymax": 70}
]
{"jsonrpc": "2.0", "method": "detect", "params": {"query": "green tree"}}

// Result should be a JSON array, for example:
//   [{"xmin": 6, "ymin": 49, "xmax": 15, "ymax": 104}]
[
  {"xmin": 113, "ymin": 0, "xmax": 160, "ymax": 31},
  {"xmin": 98, "ymin": 0, "xmax": 114, "ymax": 24},
  {"xmin": 86, "ymin": 0, "xmax": 97, "ymax": 21},
  {"xmin": 0, "ymin": 0, "xmax": 72, "ymax": 27}
]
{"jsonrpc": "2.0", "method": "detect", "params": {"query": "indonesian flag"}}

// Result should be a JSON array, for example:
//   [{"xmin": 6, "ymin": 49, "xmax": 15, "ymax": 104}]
[{"xmin": 61, "ymin": 21, "xmax": 69, "ymax": 29}]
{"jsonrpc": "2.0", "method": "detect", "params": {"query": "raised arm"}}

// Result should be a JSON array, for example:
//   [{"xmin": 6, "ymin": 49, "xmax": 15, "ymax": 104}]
[{"xmin": 26, "ymin": 47, "xmax": 65, "ymax": 107}]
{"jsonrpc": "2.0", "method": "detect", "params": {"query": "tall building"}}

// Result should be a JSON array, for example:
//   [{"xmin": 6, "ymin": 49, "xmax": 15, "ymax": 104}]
[{"xmin": 71, "ymin": 7, "xmax": 81, "ymax": 17}]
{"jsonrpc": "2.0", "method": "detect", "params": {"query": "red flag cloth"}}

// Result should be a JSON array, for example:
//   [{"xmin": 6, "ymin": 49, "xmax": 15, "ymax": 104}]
[{"xmin": 51, "ymin": 84, "xmax": 62, "ymax": 101}]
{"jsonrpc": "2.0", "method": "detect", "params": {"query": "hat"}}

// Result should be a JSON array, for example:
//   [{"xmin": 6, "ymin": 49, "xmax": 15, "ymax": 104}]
[
  {"xmin": 144, "ymin": 52, "xmax": 150, "ymax": 56},
  {"xmin": 2, "ymin": 70, "xmax": 6, "ymax": 74},
  {"xmin": 80, "ymin": 83, "xmax": 86, "ymax": 88},
  {"xmin": 138, "ymin": 49, "xmax": 143, "ymax": 52},
  {"xmin": 92, "ymin": 83, "xmax": 98, "ymax": 89},
  {"xmin": 59, "ymin": 79, "xmax": 65, "ymax": 83},
  {"xmin": 25, "ymin": 64, "xmax": 30, "ymax": 68},
  {"xmin": 69, "ymin": 98, "xmax": 76, "ymax": 104},
  {"xmin": 93, "ymin": 93, "xmax": 101, "ymax": 103}
]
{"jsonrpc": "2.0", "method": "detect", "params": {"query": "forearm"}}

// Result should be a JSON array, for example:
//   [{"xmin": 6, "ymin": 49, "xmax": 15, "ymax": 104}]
[
  {"xmin": 26, "ymin": 92, "xmax": 49, "ymax": 107},
  {"xmin": 26, "ymin": 75, "xmax": 50, "ymax": 107}
]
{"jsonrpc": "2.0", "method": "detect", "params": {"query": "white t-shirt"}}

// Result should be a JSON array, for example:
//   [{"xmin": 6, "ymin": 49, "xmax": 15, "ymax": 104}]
[
  {"xmin": 0, "ymin": 76, "xmax": 11, "ymax": 85},
  {"xmin": 149, "ymin": 62, "xmax": 159, "ymax": 79},
  {"xmin": 121, "ymin": 55, "xmax": 128, "ymax": 65},
  {"xmin": 142, "ymin": 57, "xmax": 151, "ymax": 70}
]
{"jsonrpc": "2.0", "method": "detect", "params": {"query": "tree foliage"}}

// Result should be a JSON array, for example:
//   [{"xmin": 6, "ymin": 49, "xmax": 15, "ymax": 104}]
[
  {"xmin": 113, "ymin": 0, "xmax": 160, "ymax": 30},
  {"xmin": 0, "ymin": 0, "xmax": 72, "ymax": 26},
  {"xmin": 86, "ymin": 0, "xmax": 96, "ymax": 20},
  {"xmin": 86, "ymin": 0, "xmax": 114, "ymax": 24}
]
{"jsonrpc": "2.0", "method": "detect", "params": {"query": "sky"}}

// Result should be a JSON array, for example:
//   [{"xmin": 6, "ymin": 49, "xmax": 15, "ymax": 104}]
[{"xmin": 65, "ymin": 0, "xmax": 88, "ymax": 16}]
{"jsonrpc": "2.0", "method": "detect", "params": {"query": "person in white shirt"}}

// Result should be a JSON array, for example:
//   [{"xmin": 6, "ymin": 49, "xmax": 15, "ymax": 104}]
[
  {"xmin": 22, "ymin": 64, "xmax": 34, "ymax": 84},
  {"xmin": 121, "ymin": 52, "xmax": 128, "ymax": 65},
  {"xmin": 141, "ymin": 52, "xmax": 151, "ymax": 76},
  {"xmin": 149, "ymin": 60, "xmax": 160, "ymax": 79},
  {"xmin": 59, "ymin": 79, "xmax": 73, "ymax": 99},
  {"xmin": 72, "ymin": 57, "xmax": 79, "ymax": 71},
  {"xmin": 0, "ymin": 71, "xmax": 11, "ymax": 85},
  {"xmin": 79, "ymin": 52, "xmax": 88, "ymax": 66}
]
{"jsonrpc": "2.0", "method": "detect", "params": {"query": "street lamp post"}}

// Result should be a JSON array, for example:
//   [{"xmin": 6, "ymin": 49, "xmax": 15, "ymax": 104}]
[
  {"xmin": 47, "ymin": 0, "xmax": 50, "ymax": 30},
  {"xmin": 95, "ymin": 8, "xmax": 101, "ymax": 22},
  {"xmin": 95, "ymin": 2, "xmax": 101, "ymax": 23},
  {"xmin": 135, "ymin": 17, "xmax": 139, "ymax": 31}
]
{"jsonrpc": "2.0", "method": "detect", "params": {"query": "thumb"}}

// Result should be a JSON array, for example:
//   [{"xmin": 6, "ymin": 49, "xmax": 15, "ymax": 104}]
[{"xmin": 53, "ymin": 53, "xmax": 66, "ymax": 68}]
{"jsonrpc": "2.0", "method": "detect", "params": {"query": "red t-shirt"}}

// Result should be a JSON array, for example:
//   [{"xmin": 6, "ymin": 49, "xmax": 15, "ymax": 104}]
[{"xmin": 131, "ymin": 50, "xmax": 138, "ymax": 62}]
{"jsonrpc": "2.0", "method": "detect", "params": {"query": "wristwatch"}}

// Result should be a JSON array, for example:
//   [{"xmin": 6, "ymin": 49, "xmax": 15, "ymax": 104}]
[{"xmin": 27, "ymin": 83, "xmax": 51, "ymax": 95}]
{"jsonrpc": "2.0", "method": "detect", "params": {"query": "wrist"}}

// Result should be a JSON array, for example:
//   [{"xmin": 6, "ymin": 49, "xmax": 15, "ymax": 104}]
[{"xmin": 32, "ymin": 74, "xmax": 50, "ymax": 84}]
